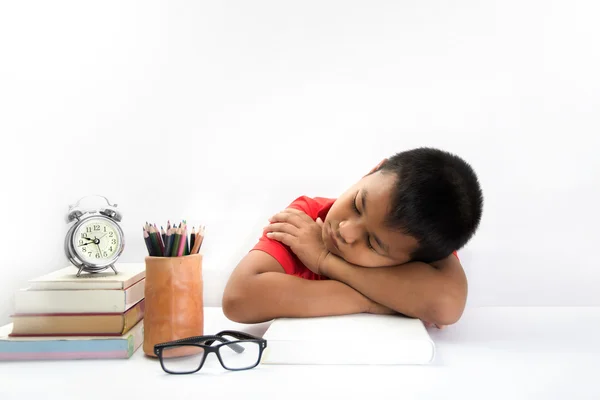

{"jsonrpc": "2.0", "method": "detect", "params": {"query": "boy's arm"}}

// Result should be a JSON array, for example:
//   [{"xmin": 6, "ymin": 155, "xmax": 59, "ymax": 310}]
[
  {"xmin": 320, "ymin": 253, "xmax": 468, "ymax": 327},
  {"xmin": 222, "ymin": 250, "xmax": 394, "ymax": 324},
  {"xmin": 263, "ymin": 208, "xmax": 467, "ymax": 327}
]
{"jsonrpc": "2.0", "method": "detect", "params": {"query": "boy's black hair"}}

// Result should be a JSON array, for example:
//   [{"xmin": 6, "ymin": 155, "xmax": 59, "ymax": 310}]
[{"xmin": 376, "ymin": 147, "xmax": 483, "ymax": 263}]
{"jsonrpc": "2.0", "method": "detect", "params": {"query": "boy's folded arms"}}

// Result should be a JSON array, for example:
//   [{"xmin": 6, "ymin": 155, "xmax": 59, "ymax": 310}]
[{"xmin": 222, "ymin": 250, "xmax": 395, "ymax": 324}]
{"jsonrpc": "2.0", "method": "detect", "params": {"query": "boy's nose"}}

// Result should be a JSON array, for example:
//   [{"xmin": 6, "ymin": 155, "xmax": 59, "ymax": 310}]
[{"xmin": 338, "ymin": 220, "xmax": 362, "ymax": 244}]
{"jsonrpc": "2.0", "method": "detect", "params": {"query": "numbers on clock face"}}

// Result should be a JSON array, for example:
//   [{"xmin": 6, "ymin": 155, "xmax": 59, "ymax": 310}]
[{"xmin": 74, "ymin": 218, "xmax": 121, "ymax": 262}]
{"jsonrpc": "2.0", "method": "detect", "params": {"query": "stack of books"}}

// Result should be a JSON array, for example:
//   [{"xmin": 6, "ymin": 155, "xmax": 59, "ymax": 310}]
[{"xmin": 0, "ymin": 263, "xmax": 146, "ymax": 361}]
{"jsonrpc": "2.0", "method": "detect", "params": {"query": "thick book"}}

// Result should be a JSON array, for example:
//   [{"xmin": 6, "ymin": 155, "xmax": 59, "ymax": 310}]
[
  {"xmin": 0, "ymin": 319, "xmax": 144, "ymax": 360},
  {"xmin": 9, "ymin": 299, "xmax": 145, "ymax": 337},
  {"xmin": 260, "ymin": 313, "xmax": 436, "ymax": 365},
  {"xmin": 28, "ymin": 263, "xmax": 145, "ymax": 290},
  {"xmin": 14, "ymin": 278, "xmax": 145, "ymax": 314}
]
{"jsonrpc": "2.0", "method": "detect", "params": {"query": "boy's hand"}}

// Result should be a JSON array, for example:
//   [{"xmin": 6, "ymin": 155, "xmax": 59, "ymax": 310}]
[{"xmin": 264, "ymin": 208, "xmax": 330, "ymax": 274}]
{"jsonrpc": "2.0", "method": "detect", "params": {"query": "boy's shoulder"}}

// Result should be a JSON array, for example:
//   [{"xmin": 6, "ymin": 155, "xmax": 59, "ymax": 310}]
[
  {"xmin": 250, "ymin": 195, "xmax": 334, "ymax": 281},
  {"xmin": 286, "ymin": 195, "xmax": 336, "ymax": 220}
]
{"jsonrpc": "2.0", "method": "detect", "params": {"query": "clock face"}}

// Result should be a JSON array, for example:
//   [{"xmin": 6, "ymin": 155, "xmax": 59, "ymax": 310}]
[{"xmin": 73, "ymin": 217, "xmax": 122, "ymax": 264}]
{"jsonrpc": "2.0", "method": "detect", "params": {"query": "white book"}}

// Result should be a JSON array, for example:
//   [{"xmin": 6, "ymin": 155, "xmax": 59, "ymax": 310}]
[
  {"xmin": 28, "ymin": 263, "xmax": 145, "ymax": 290},
  {"xmin": 261, "ymin": 313, "xmax": 435, "ymax": 365},
  {"xmin": 14, "ymin": 278, "xmax": 145, "ymax": 314}
]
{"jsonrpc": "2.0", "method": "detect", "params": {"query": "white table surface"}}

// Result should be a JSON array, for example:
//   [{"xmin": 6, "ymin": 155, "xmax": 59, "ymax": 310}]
[{"xmin": 0, "ymin": 306, "xmax": 598, "ymax": 400}]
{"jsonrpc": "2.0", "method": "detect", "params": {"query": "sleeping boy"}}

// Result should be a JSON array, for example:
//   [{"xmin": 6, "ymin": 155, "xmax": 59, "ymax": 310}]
[{"xmin": 222, "ymin": 147, "xmax": 483, "ymax": 329}]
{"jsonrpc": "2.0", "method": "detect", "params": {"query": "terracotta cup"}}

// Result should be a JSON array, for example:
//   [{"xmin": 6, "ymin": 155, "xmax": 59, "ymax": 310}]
[{"xmin": 142, "ymin": 253, "xmax": 204, "ymax": 358}]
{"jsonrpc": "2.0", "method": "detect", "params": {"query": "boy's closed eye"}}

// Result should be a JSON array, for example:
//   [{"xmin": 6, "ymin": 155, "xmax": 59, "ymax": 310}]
[{"xmin": 324, "ymin": 173, "xmax": 419, "ymax": 268}]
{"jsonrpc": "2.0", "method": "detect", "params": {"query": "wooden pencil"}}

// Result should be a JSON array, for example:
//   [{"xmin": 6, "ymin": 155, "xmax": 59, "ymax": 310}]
[
  {"xmin": 190, "ymin": 236, "xmax": 199, "ymax": 254},
  {"xmin": 143, "ymin": 228, "xmax": 153, "ymax": 255},
  {"xmin": 178, "ymin": 227, "xmax": 187, "ymax": 256},
  {"xmin": 164, "ymin": 228, "xmax": 174, "ymax": 257},
  {"xmin": 191, "ymin": 225, "xmax": 204, "ymax": 254},
  {"xmin": 181, "ymin": 221, "xmax": 189, "ymax": 256},
  {"xmin": 190, "ymin": 227, "xmax": 196, "ymax": 253},
  {"xmin": 153, "ymin": 224, "xmax": 165, "ymax": 256},
  {"xmin": 184, "ymin": 231, "xmax": 189, "ymax": 255},
  {"xmin": 149, "ymin": 228, "xmax": 161, "ymax": 256},
  {"xmin": 171, "ymin": 228, "xmax": 182, "ymax": 257}
]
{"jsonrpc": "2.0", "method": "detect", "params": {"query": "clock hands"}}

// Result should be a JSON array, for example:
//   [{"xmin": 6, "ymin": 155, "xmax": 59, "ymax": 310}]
[
  {"xmin": 78, "ymin": 233, "xmax": 111, "ymax": 255},
  {"xmin": 78, "ymin": 237, "xmax": 95, "ymax": 247},
  {"xmin": 92, "ymin": 234, "xmax": 107, "ymax": 257},
  {"xmin": 78, "ymin": 235, "xmax": 103, "ymax": 247},
  {"xmin": 78, "ymin": 240, "xmax": 103, "ymax": 256}
]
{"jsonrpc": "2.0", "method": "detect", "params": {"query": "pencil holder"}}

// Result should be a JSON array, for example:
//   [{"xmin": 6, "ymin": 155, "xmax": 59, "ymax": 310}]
[{"xmin": 142, "ymin": 253, "xmax": 204, "ymax": 358}]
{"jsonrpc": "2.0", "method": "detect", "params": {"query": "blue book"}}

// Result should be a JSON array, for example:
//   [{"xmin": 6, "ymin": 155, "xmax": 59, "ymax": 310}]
[{"xmin": 0, "ymin": 319, "xmax": 143, "ymax": 360}]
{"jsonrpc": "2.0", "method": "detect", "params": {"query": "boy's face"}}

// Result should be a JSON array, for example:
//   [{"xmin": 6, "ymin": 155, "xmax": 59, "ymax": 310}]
[{"xmin": 321, "ymin": 161, "xmax": 418, "ymax": 268}]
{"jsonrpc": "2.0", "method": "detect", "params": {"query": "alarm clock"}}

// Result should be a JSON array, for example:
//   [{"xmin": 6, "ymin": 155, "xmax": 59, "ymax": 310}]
[{"xmin": 64, "ymin": 195, "xmax": 125, "ymax": 277}]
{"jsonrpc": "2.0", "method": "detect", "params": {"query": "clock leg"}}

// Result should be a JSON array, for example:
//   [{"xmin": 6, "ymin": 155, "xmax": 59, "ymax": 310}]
[
  {"xmin": 109, "ymin": 264, "xmax": 118, "ymax": 275},
  {"xmin": 76, "ymin": 266, "xmax": 85, "ymax": 277}
]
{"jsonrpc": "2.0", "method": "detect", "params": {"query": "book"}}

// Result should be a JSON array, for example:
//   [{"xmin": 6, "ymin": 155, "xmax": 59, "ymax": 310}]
[
  {"xmin": 260, "ymin": 313, "xmax": 436, "ymax": 365},
  {"xmin": 0, "ymin": 319, "xmax": 144, "ymax": 360},
  {"xmin": 28, "ymin": 263, "xmax": 145, "ymax": 290},
  {"xmin": 9, "ymin": 299, "xmax": 145, "ymax": 337},
  {"xmin": 14, "ymin": 278, "xmax": 145, "ymax": 314}
]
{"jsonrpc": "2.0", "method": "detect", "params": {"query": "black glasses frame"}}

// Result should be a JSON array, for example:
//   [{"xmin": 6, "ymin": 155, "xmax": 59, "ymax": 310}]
[{"xmin": 153, "ymin": 330, "xmax": 268, "ymax": 374}]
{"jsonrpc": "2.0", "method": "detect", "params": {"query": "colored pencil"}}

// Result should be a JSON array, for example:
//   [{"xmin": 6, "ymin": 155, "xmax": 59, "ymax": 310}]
[
  {"xmin": 153, "ymin": 224, "xmax": 165, "ymax": 256},
  {"xmin": 148, "ymin": 230, "xmax": 161, "ymax": 256},
  {"xmin": 171, "ymin": 229, "xmax": 181, "ymax": 257},
  {"xmin": 184, "ymin": 231, "xmax": 189, "ymax": 255},
  {"xmin": 143, "ymin": 228, "xmax": 153, "ymax": 255},
  {"xmin": 178, "ymin": 227, "xmax": 186, "ymax": 256},
  {"xmin": 190, "ymin": 227, "xmax": 196, "ymax": 253},
  {"xmin": 164, "ymin": 228, "xmax": 171, "ymax": 257},
  {"xmin": 191, "ymin": 226, "xmax": 204, "ymax": 254},
  {"xmin": 143, "ymin": 220, "xmax": 205, "ymax": 257}
]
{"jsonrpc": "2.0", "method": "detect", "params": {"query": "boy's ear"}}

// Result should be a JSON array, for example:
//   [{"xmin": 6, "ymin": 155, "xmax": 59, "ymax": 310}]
[{"xmin": 366, "ymin": 158, "xmax": 387, "ymax": 175}]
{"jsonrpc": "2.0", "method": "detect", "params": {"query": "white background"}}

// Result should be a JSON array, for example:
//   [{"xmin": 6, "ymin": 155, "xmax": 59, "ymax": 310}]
[{"xmin": 1, "ymin": 0, "xmax": 599, "ymax": 326}]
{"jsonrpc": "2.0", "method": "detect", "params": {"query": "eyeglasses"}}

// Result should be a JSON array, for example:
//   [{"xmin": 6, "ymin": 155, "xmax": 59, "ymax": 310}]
[{"xmin": 153, "ymin": 330, "xmax": 268, "ymax": 374}]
